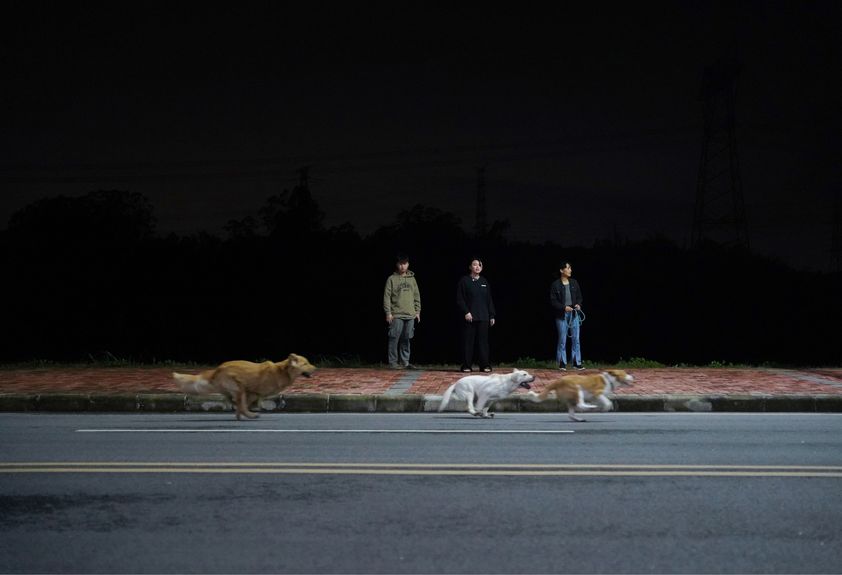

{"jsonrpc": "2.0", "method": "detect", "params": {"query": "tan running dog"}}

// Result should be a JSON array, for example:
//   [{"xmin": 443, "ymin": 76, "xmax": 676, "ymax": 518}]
[
  {"xmin": 528, "ymin": 369, "xmax": 634, "ymax": 422},
  {"xmin": 173, "ymin": 354, "xmax": 316, "ymax": 420}
]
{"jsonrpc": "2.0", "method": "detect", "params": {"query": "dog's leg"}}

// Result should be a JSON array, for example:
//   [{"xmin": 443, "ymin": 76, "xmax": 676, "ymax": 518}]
[
  {"xmin": 596, "ymin": 395, "xmax": 614, "ymax": 412},
  {"xmin": 474, "ymin": 393, "xmax": 495, "ymax": 418},
  {"xmin": 568, "ymin": 404, "xmax": 587, "ymax": 422},
  {"xmin": 234, "ymin": 390, "xmax": 259, "ymax": 420},
  {"xmin": 466, "ymin": 391, "xmax": 479, "ymax": 416},
  {"xmin": 575, "ymin": 388, "xmax": 597, "ymax": 410},
  {"xmin": 246, "ymin": 392, "xmax": 261, "ymax": 411}
]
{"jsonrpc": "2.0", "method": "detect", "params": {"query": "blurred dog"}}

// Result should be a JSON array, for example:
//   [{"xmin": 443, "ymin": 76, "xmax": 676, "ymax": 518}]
[
  {"xmin": 438, "ymin": 369, "xmax": 535, "ymax": 418},
  {"xmin": 528, "ymin": 369, "xmax": 634, "ymax": 422},
  {"xmin": 173, "ymin": 353, "xmax": 316, "ymax": 420}
]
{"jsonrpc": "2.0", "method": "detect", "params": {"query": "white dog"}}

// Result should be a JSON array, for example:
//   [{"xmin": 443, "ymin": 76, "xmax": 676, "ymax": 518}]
[{"xmin": 438, "ymin": 369, "xmax": 535, "ymax": 418}]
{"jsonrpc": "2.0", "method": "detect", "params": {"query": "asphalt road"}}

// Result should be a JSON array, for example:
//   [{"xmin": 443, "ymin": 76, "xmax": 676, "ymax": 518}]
[{"xmin": 1, "ymin": 412, "xmax": 841, "ymax": 574}]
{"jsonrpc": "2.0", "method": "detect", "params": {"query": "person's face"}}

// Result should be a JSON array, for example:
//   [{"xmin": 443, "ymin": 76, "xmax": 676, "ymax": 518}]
[
  {"xmin": 397, "ymin": 261, "xmax": 409, "ymax": 274},
  {"xmin": 561, "ymin": 264, "xmax": 572, "ymax": 278},
  {"xmin": 470, "ymin": 260, "xmax": 483, "ymax": 275}
]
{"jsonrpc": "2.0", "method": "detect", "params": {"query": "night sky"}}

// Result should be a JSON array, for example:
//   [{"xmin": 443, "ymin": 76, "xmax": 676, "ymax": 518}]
[{"xmin": 2, "ymin": 2, "xmax": 839, "ymax": 271}]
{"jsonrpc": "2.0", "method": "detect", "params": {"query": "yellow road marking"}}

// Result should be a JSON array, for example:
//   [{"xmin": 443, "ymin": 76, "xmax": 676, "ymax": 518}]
[
  {"xmin": 0, "ymin": 469, "xmax": 841, "ymax": 477},
  {"xmin": 1, "ymin": 462, "xmax": 841, "ymax": 477},
  {"xmin": 3, "ymin": 462, "xmax": 842, "ymax": 469}
]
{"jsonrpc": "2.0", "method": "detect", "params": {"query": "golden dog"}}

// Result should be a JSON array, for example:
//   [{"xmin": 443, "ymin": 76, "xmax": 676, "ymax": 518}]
[
  {"xmin": 528, "ymin": 369, "xmax": 634, "ymax": 422},
  {"xmin": 173, "ymin": 353, "xmax": 316, "ymax": 420}
]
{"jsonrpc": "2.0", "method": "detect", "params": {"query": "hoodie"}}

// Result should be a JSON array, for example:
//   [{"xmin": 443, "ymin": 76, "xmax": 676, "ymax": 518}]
[{"xmin": 383, "ymin": 271, "xmax": 421, "ymax": 319}]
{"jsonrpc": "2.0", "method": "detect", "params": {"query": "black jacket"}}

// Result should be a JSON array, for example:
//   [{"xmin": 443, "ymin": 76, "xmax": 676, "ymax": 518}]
[
  {"xmin": 550, "ymin": 278, "xmax": 583, "ymax": 317},
  {"xmin": 456, "ymin": 275, "xmax": 496, "ymax": 321}
]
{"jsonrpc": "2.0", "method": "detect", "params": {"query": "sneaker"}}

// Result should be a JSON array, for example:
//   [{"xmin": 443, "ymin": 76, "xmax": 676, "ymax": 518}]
[
  {"xmin": 460, "ymin": 367, "xmax": 472, "ymax": 373},
  {"xmin": 574, "ymin": 364, "xmax": 585, "ymax": 371},
  {"xmin": 389, "ymin": 364, "xmax": 404, "ymax": 370},
  {"xmin": 558, "ymin": 364, "xmax": 567, "ymax": 371},
  {"xmin": 481, "ymin": 367, "xmax": 492, "ymax": 373},
  {"xmin": 404, "ymin": 364, "xmax": 418, "ymax": 370}
]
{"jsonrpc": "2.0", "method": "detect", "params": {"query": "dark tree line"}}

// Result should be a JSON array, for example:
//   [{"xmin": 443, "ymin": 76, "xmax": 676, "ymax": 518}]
[{"xmin": 2, "ymin": 189, "xmax": 839, "ymax": 366}]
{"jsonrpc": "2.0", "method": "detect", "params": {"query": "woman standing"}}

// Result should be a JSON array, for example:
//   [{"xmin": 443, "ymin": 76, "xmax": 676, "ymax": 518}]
[
  {"xmin": 550, "ymin": 260, "xmax": 584, "ymax": 370},
  {"xmin": 456, "ymin": 258, "xmax": 496, "ymax": 373}
]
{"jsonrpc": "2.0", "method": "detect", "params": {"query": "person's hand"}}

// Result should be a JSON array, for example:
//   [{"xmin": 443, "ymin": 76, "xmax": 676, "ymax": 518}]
[
  {"xmin": 415, "ymin": 313, "xmax": 421, "ymax": 323},
  {"xmin": 565, "ymin": 306, "xmax": 574, "ymax": 312},
  {"xmin": 490, "ymin": 318, "xmax": 496, "ymax": 327},
  {"xmin": 574, "ymin": 304, "xmax": 581, "ymax": 311},
  {"xmin": 465, "ymin": 312, "xmax": 473, "ymax": 322},
  {"xmin": 386, "ymin": 314, "xmax": 393, "ymax": 324}
]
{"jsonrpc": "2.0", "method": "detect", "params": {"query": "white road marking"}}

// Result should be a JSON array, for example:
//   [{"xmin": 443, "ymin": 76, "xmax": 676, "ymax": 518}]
[
  {"xmin": 75, "ymin": 428, "xmax": 575, "ymax": 434},
  {"xmin": 5, "ymin": 462, "xmax": 842, "ymax": 469},
  {"xmin": 2, "ymin": 462, "xmax": 841, "ymax": 477}
]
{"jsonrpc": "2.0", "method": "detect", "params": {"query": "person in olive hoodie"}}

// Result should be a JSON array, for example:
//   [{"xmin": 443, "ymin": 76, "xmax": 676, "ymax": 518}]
[
  {"xmin": 383, "ymin": 254, "xmax": 421, "ymax": 369},
  {"xmin": 456, "ymin": 258, "xmax": 496, "ymax": 373}
]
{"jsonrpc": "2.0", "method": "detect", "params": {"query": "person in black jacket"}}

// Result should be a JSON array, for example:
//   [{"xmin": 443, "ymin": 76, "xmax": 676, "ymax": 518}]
[
  {"xmin": 550, "ymin": 260, "xmax": 584, "ymax": 370},
  {"xmin": 456, "ymin": 258, "xmax": 496, "ymax": 373}
]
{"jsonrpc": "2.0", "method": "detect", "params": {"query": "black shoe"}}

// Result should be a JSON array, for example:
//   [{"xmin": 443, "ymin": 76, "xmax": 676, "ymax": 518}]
[
  {"xmin": 574, "ymin": 364, "xmax": 585, "ymax": 371},
  {"xmin": 389, "ymin": 364, "xmax": 404, "ymax": 370},
  {"xmin": 404, "ymin": 364, "xmax": 418, "ymax": 370}
]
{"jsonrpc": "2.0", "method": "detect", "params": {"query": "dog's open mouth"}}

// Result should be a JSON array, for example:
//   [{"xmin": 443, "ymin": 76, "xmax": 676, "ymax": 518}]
[{"xmin": 519, "ymin": 382, "xmax": 532, "ymax": 390}]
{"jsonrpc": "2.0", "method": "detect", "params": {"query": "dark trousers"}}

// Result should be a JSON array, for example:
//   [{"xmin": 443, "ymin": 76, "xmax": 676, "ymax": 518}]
[{"xmin": 461, "ymin": 320, "xmax": 490, "ymax": 370}]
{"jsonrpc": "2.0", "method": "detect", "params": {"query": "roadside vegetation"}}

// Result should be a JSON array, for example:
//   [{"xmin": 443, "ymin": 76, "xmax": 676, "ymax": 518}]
[{"xmin": 1, "ymin": 355, "xmax": 834, "ymax": 371}]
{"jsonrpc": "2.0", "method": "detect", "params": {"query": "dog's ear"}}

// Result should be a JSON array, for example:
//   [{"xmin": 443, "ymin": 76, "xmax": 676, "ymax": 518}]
[{"xmin": 288, "ymin": 353, "xmax": 299, "ymax": 364}]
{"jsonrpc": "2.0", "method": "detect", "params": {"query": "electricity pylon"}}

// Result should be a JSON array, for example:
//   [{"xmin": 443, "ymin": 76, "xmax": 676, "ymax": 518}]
[
  {"xmin": 475, "ymin": 165, "xmax": 487, "ymax": 237},
  {"xmin": 691, "ymin": 58, "xmax": 750, "ymax": 249}
]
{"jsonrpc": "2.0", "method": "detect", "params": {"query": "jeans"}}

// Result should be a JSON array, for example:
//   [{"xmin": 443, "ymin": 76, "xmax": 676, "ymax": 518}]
[
  {"xmin": 555, "ymin": 311, "xmax": 581, "ymax": 366},
  {"xmin": 387, "ymin": 318, "xmax": 415, "ymax": 367}
]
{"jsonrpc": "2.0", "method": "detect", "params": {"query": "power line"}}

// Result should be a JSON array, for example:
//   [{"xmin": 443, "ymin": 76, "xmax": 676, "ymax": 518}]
[{"xmin": 0, "ymin": 126, "xmax": 702, "ymax": 184}]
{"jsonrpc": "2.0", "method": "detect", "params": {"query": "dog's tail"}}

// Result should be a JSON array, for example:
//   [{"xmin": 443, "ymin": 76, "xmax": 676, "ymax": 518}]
[
  {"xmin": 172, "ymin": 371, "xmax": 215, "ymax": 395},
  {"xmin": 438, "ymin": 383, "xmax": 458, "ymax": 412},
  {"xmin": 527, "ymin": 387, "xmax": 555, "ymax": 402}
]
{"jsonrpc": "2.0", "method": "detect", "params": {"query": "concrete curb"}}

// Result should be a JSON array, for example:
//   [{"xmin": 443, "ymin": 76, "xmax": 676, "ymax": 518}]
[{"xmin": 1, "ymin": 393, "xmax": 841, "ymax": 414}]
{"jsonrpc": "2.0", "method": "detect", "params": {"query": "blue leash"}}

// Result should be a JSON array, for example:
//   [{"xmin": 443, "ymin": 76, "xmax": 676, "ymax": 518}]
[{"xmin": 568, "ymin": 309, "xmax": 585, "ymax": 338}]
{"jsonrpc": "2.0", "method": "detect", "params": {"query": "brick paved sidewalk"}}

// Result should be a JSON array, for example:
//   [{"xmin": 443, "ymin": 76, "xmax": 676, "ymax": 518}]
[{"xmin": 1, "ymin": 366, "xmax": 841, "ymax": 396}]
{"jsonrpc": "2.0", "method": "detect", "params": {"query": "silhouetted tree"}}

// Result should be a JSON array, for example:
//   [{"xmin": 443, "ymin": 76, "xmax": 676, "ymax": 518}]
[
  {"xmin": 4, "ymin": 191, "xmax": 157, "ymax": 360},
  {"xmin": 259, "ymin": 185, "xmax": 325, "ymax": 239},
  {"xmin": 224, "ymin": 215, "xmax": 260, "ymax": 241},
  {"xmin": 1, "ymin": 190, "xmax": 839, "ymax": 367},
  {"xmin": 7, "ymin": 189, "xmax": 155, "ymax": 255}
]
